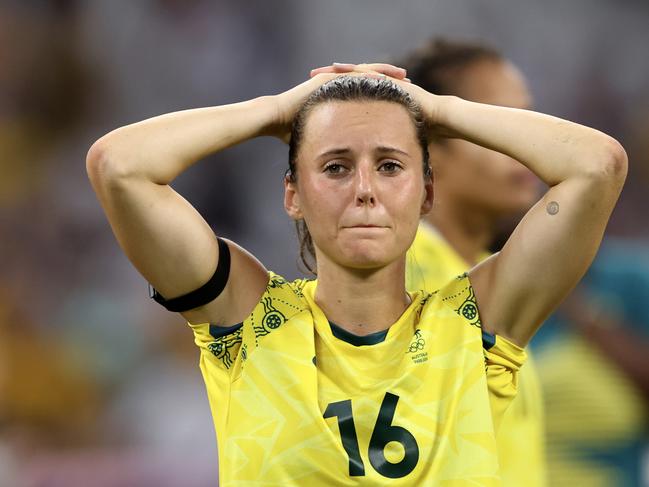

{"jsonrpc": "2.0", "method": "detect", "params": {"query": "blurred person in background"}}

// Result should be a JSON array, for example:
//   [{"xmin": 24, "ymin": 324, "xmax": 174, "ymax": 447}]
[
  {"xmin": 532, "ymin": 113, "xmax": 649, "ymax": 487},
  {"xmin": 399, "ymin": 38, "xmax": 546, "ymax": 487}
]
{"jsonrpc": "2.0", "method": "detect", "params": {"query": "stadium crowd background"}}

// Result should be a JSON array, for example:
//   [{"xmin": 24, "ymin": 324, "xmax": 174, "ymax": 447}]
[{"xmin": 1, "ymin": 0, "xmax": 648, "ymax": 485}]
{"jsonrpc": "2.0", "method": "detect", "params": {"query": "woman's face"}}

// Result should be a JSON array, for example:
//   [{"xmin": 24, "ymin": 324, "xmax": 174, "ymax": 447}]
[
  {"xmin": 285, "ymin": 100, "xmax": 433, "ymax": 270},
  {"xmin": 432, "ymin": 59, "xmax": 540, "ymax": 215}
]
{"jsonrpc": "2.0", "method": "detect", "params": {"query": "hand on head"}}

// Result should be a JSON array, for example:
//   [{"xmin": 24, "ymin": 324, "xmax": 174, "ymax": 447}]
[
  {"xmin": 271, "ymin": 63, "xmax": 424, "ymax": 145},
  {"xmin": 309, "ymin": 62, "xmax": 410, "ymax": 82}
]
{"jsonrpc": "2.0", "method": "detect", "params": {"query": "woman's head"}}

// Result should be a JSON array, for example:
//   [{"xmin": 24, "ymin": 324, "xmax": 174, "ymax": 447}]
[
  {"xmin": 285, "ymin": 76, "xmax": 433, "ymax": 274},
  {"xmin": 401, "ymin": 39, "xmax": 539, "ymax": 216}
]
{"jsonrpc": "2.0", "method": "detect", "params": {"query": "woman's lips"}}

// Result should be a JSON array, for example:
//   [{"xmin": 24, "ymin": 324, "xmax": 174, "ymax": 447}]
[{"xmin": 344, "ymin": 224, "xmax": 386, "ymax": 228}]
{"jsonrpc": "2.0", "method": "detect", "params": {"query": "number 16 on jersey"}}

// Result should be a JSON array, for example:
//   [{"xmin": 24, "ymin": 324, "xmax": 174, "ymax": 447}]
[{"xmin": 324, "ymin": 392, "xmax": 419, "ymax": 478}]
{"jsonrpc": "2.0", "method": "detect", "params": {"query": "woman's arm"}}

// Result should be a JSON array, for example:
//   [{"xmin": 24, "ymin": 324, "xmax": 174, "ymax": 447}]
[
  {"xmin": 424, "ymin": 94, "xmax": 627, "ymax": 346},
  {"xmin": 86, "ymin": 74, "xmax": 337, "ymax": 326}
]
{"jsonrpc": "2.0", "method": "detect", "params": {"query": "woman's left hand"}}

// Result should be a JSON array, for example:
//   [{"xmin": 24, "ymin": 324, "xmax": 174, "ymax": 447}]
[{"xmin": 309, "ymin": 62, "xmax": 410, "ymax": 81}]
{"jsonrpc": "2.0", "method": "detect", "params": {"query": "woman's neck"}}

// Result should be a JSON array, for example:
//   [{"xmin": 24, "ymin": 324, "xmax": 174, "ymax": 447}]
[
  {"xmin": 314, "ymin": 257, "xmax": 411, "ymax": 336},
  {"xmin": 425, "ymin": 198, "xmax": 496, "ymax": 266}
]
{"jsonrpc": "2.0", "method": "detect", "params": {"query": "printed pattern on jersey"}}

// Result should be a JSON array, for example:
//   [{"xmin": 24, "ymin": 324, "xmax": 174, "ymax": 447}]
[
  {"xmin": 189, "ymin": 272, "xmax": 309, "ymax": 375},
  {"xmin": 207, "ymin": 327, "xmax": 243, "ymax": 369}
]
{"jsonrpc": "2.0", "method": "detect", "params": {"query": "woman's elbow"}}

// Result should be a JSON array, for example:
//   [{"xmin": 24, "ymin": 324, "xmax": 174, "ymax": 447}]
[
  {"xmin": 584, "ymin": 136, "xmax": 628, "ymax": 188},
  {"xmin": 602, "ymin": 136, "xmax": 628, "ymax": 181},
  {"xmin": 86, "ymin": 132, "xmax": 136, "ymax": 186},
  {"xmin": 86, "ymin": 137, "xmax": 107, "ymax": 181}
]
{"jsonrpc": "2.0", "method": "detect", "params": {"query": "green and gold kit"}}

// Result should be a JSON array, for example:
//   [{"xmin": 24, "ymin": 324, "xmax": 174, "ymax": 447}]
[{"xmin": 189, "ymin": 268, "xmax": 525, "ymax": 486}]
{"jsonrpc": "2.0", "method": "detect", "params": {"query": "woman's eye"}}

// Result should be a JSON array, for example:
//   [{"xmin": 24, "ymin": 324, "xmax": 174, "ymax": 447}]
[
  {"xmin": 379, "ymin": 161, "xmax": 402, "ymax": 173},
  {"xmin": 324, "ymin": 163, "xmax": 346, "ymax": 174}
]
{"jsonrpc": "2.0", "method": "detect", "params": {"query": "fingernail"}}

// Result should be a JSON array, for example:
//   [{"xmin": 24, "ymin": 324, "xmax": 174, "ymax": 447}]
[{"xmin": 404, "ymin": 77, "xmax": 411, "ymax": 82}]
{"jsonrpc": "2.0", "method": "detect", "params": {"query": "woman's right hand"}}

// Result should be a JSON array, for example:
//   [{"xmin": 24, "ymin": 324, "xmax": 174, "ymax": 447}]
[{"xmin": 268, "ymin": 72, "xmax": 341, "ymax": 143}]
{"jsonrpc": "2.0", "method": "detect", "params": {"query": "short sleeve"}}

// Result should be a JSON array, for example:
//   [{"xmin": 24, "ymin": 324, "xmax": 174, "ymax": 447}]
[
  {"xmin": 189, "ymin": 321, "xmax": 243, "ymax": 372},
  {"xmin": 484, "ymin": 334, "xmax": 527, "ymax": 431},
  {"xmin": 186, "ymin": 272, "xmax": 310, "ymax": 379}
]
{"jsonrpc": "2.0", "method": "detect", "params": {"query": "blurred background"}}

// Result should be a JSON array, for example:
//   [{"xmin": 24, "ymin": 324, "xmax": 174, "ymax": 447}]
[{"xmin": 1, "ymin": 0, "xmax": 648, "ymax": 485}]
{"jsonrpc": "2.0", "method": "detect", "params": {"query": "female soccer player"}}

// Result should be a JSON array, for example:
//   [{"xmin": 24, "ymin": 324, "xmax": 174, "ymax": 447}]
[{"xmin": 87, "ymin": 64, "xmax": 626, "ymax": 485}]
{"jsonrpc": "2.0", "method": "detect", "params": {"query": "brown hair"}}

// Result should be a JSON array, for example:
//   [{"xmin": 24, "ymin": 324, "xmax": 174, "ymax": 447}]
[{"xmin": 287, "ymin": 75, "xmax": 431, "ymax": 275}]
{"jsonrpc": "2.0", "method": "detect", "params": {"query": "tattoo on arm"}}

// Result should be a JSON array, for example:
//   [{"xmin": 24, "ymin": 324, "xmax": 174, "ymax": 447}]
[{"xmin": 546, "ymin": 201, "xmax": 559, "ymax": 215}]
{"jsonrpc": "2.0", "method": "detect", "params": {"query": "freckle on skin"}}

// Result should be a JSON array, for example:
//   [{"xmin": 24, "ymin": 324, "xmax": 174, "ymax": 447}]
[{"xmin": 547, "ymin": 201, "xmax": 559, "ymax": 215}]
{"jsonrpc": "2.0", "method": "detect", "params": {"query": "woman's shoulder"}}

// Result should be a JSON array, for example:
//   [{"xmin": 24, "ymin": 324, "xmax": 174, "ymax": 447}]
[
  {"xmin": 265, "ymin": 271, "xmax": 314, "ymax": 302},
  {"xmin": 245, "ymin": 271, "xmax": 314, "ymax": 326},
  {"xmin": 418, "ymin": 273, "xmax": 481, "ymax": 328}
]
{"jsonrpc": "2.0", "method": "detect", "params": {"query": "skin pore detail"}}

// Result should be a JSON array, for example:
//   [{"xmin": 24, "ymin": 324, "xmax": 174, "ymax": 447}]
[{"xmin": 546, "ymin": 201, "xmax": 560, "ymax": 215}]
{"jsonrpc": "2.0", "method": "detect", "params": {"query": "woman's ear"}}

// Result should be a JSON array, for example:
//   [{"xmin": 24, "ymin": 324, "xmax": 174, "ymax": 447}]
[
  {"xmin": 284, "ymin": 176, "xmax": 303, "ymax": 220},
  {"xmin": 421, "ymin": 174, "xmax": 434, "ymax": 215},
  {"xmin": 427, "ymin": 140, "xmax": 446, "ymax": 179}
]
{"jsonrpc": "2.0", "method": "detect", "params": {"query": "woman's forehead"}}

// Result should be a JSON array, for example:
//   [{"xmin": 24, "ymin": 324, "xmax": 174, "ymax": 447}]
[{"xmin": 301, "ymin": 101, "xmax": 419, "ymax": 153}]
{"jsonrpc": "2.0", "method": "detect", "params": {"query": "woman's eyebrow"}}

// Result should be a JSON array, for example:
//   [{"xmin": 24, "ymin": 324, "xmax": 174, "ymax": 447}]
[
  {"xmin": 317, "ymin": 147, "xmax": 352, "ymax": 159},
  {"xmin": 375, "ymin": 146, "xmax": 410, "ymax": 157},
  {"xmin": 316, "ymin": 146, "xmax": 411, "ymax": 159}
]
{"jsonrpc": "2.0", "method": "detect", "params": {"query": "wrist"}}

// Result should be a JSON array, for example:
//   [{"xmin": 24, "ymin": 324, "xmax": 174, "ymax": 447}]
[
  {"xmin": 250, "ymin": 95, "xmax": 285, "ymax": 138},
  {"xmin": 421, "ymin": 94, "xmax": 459, "ymax": 140},
  {"xmin": 430, "ymin": 95, "xmax": 457, "ymax": 128}
]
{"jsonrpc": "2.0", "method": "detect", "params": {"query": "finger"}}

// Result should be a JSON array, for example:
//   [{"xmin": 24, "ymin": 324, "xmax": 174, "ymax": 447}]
[
  {"xmin": 310, "ymin": 66, "xmax": 335, "ymax": 77},
  {"xmin": 357, "ymin": 72, "xmax": 388, "ymax": 80},
  {"xmin": 331, "ymin": 62, "xmax": 357, "ymax": 72},
  {"xmin": 356, "ymin": 63, "xmax": 407, "ymax": 79},
  {"xmin": 310, "ymin": 63, "xmax": 357, "ymax": 77}
]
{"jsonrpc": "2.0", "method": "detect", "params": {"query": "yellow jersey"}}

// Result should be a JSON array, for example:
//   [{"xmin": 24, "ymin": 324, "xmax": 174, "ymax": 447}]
[
  {"xmin": 407, "ymin": 223, "xmax": 547, "ymax": 487},
  {"xmin": 189, "ymin": 270, "xmax": 525, "ymax": 486}
]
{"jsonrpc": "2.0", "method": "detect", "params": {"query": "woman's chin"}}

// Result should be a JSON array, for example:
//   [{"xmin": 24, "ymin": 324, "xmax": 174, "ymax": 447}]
[
  {"xmin": 338, "ymin": 247, "xmax": 400, "ymax": 271},
  {"xmin": 316, "ymin": 236, "xmax": 407, "ymax": 271}
]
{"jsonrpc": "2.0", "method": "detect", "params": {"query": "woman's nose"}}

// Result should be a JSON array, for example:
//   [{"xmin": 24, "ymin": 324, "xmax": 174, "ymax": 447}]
[{"xmin": 354, "ymin": 165, "xmax": 376, "ymax": 206}]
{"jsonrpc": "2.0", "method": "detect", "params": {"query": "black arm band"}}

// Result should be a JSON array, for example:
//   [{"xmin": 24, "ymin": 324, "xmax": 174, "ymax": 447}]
[{"xmin": 149, "ymin": 237, "xmax": 231, "ymax": 313}]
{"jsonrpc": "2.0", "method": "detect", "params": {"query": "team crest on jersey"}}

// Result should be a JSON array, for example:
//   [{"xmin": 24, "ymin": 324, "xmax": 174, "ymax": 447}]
[
  {"xmin": 207, "ymin": 328, "xmax": 243, "ymax": 369},
  {"xmin": 407, "ymin": 329, "xmax": 428, "ymax": 364}
]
